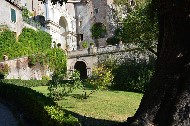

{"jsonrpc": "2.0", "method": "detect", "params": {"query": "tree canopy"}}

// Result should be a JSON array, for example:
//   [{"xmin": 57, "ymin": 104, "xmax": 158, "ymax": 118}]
[
  {"xmin": 107, "ymin": 0, "xmax": 158, "ymax": 55},
  {"xmin": 121, "ymin": 2, "xmax": 158, "ymax": 55}
]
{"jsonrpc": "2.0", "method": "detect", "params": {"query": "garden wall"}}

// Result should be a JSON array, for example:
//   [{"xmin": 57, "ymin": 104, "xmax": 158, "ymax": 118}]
[{"xmin": 0, "ymin": 57, "xmax": 51, "ymax": 80}]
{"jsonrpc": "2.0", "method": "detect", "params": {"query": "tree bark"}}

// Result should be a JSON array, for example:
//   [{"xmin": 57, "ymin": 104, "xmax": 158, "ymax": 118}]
[{"xmin": 125, "ymin": 0, "xmax": 190, "ymax": 125}]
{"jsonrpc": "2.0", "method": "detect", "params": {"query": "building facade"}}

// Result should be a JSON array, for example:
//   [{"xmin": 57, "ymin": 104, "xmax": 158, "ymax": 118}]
[
  {"xmin": 74, "ymin": 0, "xmax": 118, "ymax": 47},
  {"xmin": 0, "ymin": 0, "xmax": 77, "ymax": 50},
  {"xmin": 0, "ymin": 0, "xmax": 119, "ymax": 50}
]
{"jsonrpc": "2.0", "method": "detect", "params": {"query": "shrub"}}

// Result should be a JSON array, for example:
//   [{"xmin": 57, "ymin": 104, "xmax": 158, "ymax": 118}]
[
  {"xmin": 106, "ymin": 36, "xmax": 120, "ymax": 45},
  {"xmin": 45, "ymin": 106, "xmax": 79, "ymax": 126},
  {"xmin": 48, "ymin": 70, "xmax": 83, "ymax": 100},
  {"xmin": 91, "ymin": 23, "xmax": 107, "ymax": 39},
  {"xmin": 0, "ymin": 82, "xmax": 80, "ymax": 126},
  {"xmin": 0, "ymin": 64, "xmax": 10, "ymax": 77},
  {"xmin": 88, "ymin": 64, "xmax": 113, "ymax": 90},
  {"xmin": 111, "ymin": 57, "xmax": 155, "ymax": 93},
  {"xmin": 1, "ymin": 79, "xmax": 49, "ymax": 87},
  {"xmin": 46, "ymin": 48, "xmax": 67, "ymax": 73},
  {"xmin": 81, "ymin": 41, "xmax": 88, "ymax": 48}
]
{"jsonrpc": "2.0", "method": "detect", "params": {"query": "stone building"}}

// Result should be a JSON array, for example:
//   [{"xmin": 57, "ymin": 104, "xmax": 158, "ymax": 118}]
[
  {"xmin": 0, "ymin": 0, "xmax": 77, "ymax": 50},
  {"xmin": 74, "ymin": 0, "xmax": 118, "ymax": 47},
  {"xmin": 0, "ymin": 0, "xmax": 131, "ymax": 80},
  {"xmin": 0, "ymin": 0, "xmax": 120, "ymax": 50}
]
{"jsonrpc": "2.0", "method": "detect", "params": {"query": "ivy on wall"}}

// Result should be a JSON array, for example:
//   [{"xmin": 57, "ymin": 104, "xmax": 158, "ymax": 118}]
[
  {"xmin": 0, "ymin": 29, "xmax": 17, "ymax": 59},
  {"xmin": 0, "ymin": 28, "xmax": 67, "ymax": 75}
]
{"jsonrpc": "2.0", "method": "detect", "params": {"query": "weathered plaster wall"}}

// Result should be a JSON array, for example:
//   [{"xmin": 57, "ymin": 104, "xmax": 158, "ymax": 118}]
[
  {"xmin": 74, "ymin": 0, "xmax": 118, "ymax": 47},
  {"xmin": 0, "ymin": 0, "xmax": 23, "ymax": 36},
  {"xmin": 45, "ymin": 0, "xmax": 77, "ymax": 50},
  {"xmin": 74, "ymin": 2, "xmax": 94, "ymax": 43},
  {"xmin": 0, "ymin": 57, "xmax": 50, "ymax": 80}
]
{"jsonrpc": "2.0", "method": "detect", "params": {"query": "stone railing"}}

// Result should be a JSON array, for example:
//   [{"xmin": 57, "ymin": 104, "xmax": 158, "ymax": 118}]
[
  {"xmin": 23, "ymin": 17, "xmax": 46, "ymax": 31},
  {"xmin": 67, "ymin": 44, "xmax": 127, "ymax": 58}
]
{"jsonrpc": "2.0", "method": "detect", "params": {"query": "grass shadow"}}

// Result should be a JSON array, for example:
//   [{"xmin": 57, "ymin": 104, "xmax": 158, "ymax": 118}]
[
  {"xmin": 64, "ymin": 109, "xmax": 128, "ymax": 126},
  {"xmin": 70, "ymin": 94, "xmax": 85, "ymax": 100}
]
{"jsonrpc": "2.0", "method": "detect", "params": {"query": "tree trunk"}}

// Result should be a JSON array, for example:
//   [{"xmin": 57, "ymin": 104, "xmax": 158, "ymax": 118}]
[{"xmin": 125, "ymin": 0, "xmax": 190, "ymax": 126}]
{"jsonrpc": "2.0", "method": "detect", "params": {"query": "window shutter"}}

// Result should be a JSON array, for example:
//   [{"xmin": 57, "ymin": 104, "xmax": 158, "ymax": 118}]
[{"xmin": 11, "ymin": 8, "xmax": 16, "ymax": 23}]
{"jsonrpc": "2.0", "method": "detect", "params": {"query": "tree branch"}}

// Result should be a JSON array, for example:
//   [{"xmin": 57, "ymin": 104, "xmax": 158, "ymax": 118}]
[{"xmin": 147, "ymin": 47, "xmax": 158, "ymax": 56}]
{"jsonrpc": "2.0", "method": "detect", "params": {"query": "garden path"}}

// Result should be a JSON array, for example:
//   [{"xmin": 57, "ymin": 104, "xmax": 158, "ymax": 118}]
[{"xmin": 0, "ymin": 102, "xmax": 18, "ymax": 126}]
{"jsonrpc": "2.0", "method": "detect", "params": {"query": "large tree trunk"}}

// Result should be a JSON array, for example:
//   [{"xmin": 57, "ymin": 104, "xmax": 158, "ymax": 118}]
[{"xmin": 125, "ymin": 0, "xmax": 190, "ymax": 126}]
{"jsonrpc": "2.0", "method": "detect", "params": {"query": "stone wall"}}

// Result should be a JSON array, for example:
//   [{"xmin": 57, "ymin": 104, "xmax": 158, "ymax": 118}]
[
  {"xmin": 0, "ymin": 57, "xmax": 50, "ymax": 80},
  {"xmin": 74, "ymin": 0, "xmax": 118, "ymax": 47}
]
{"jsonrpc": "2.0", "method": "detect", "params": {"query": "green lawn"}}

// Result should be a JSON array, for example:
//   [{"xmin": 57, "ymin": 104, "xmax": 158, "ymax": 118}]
[{"xmin": 32, "ymin": 86, "xmax": 143, "ymax": 122}]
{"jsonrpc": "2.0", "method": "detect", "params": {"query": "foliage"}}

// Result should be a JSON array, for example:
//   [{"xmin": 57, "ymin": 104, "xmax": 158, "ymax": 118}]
[
  {"xmin": 1, "ymin": 79, "xmax": 49, "ymax": 87},
  {"xmin": 22, "ymin": 7, "xmax": 31, "ymax": 19},
  {"xmin": 35, "ymin": 30, "xmax": 52, "ymax": 51},
  {"xmin": 41, "ymin": 0, "xmax": 68, "ymax": 6},
  {"xmin": 113, "ymin": 0, "xmax": 146, "ymax": 10},
  {"xmin": 42, "ymin": 76, "xmax": 51, "ymax": 80},
  {"xmin": 18, "ymin": 28, "xmax": 52, "ymax": 55},
  {"xmin": 44, "ymin": 106, "xmax": 79, "ymax": 126},
  {"xmin": 48, "ymin": 70, "xmax": 83, "ymax": 100},
  {"xmin": 28, "ymin": 53, "xmax": 47, "ymax": 67},
  {"xmin": 87, "ymin": 64, "xmax": 113, "ymax": 90},
  {"xmin": 0, "ymin": 64, "xmax": 10, "ymax": 77},
  {"xmin": 57, "ymin": 43, "xmax": 61, "ymax": 48},
  {"xmin": 0, "ymin": 82, "xmax": 80, "ymax": 126},
  {"xmin": 81, "ymin": 41, "xmax": 88, "ymax": 48},
  {"xmin": 18, "ymin": 28, "xmax": 67, "ymax": 73},
  {"xmin": 0, "ymin": 28, "xmax": 53, "ymax": 61},
  {"xmin": 46, "ymin": 48, "xmax": 67, "ymax": 73},
  {"xmin": 0, "ymin": 29, "xmax": 18, "ymax": 60},
  {"xmin": 121, "ymin": 2, "xmax": 158, "ymax": 52},
  {"xmin": 91, "ymin": 23, "xmax": 107, "ymax": 39},
  {"xmin": 112, "ymin": 57, "xmax": 155, "ymax": 93},
  {"xmin": 90, "ymin": 42, "xmax": 94, "ymax": 46},
  {"xmin": 97, "ymin": 50, "xmax": 155, "ymax": 93},
  {"xmin": 106, "ymin": 36, "xmax": 120, "ymax": 45},
  {"xmin": 0, "ymin": 28, "xmax": 67, "ymax": 80}
]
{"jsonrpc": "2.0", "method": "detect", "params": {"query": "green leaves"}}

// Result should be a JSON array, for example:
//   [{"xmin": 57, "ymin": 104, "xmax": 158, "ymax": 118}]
[
  {"xmin": 0, "ymin": 28, "xmax": 67, "ymax": 78},
  {"xmin": 46, "ymin": 48, "xmax": 67, "ymax": 73},
  {"xmin": 87, "ymin": 64, "xmax": 114, "ymax": 90},
  {"xmin": 91, "ymin": 23, "xmax": 107, "ymax": 39},
  {"xmin": 113, "ymin": 1, "xmax": 158, "ymax": 54},
  {"xmin": 48, "ymin": 70, "xmax": 83, "ymax": 100},
  {"xmin": 0, "ymin": 29, "xmax": 17, "ymax": 59},
  {"xmin": 18, "ymin": 28, "xmax": 52, "ymax": 54},
  {"xmin": 112, "ymin": 58, "xmax": 155, "ymax": 93}
]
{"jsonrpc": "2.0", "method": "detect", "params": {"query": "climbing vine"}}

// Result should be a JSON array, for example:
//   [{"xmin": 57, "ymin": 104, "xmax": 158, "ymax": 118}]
[
  {"xmin": 0, "ymin": 29, "xmax": 20, "ymax": 60},
  {"xmin": 0, "ymin": 28, "xmax": 67, "ymax": 74},
  {"xmin": 22, "ymin": 7, "xmax": 31, "ymax": 19}
]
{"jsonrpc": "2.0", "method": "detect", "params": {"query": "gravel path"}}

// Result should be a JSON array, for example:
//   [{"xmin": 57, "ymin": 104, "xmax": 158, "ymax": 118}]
[{"xmin": 0, "ymin": 103, "xmax": 18, "ymax": 126}]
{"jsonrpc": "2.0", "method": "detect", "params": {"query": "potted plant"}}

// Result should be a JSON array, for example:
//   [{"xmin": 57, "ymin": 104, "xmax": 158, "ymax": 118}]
[
  {"xmin": 57, "ymin": 43, "xmax": 61, "ymax": 48},
  {"xmin": 82, "ymin": 41, "xmax": 88, "ymax": 49}
]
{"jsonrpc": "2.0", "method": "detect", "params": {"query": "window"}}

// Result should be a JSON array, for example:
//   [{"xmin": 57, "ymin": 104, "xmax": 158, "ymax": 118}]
[
  {"xmin": 79, "ymin": 21, "xmax": 82, "ymax": 27},
  {"xmin": 95, "ymin": 8, "xmax": 99, "ymax": 14},
  {"xmin": 79, "ymin": 34, "xmax": 83, "ymax": 41},
  {"xmin": 11, "ymin": 8, "xmax": 16, "ymax": 23}
]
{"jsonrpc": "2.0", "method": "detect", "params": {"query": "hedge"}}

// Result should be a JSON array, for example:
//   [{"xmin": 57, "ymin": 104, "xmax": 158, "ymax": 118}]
[
  {"xmin": 0, "ymin": 82, "xmax": 80, "ymax": 126},
  {"xmin": 2, "ymin": 79, "xmax": 74, "ymax": 87},
  {"xmin": 2, "ymin": 79, "xmax": 49, "ymax": 87}
]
